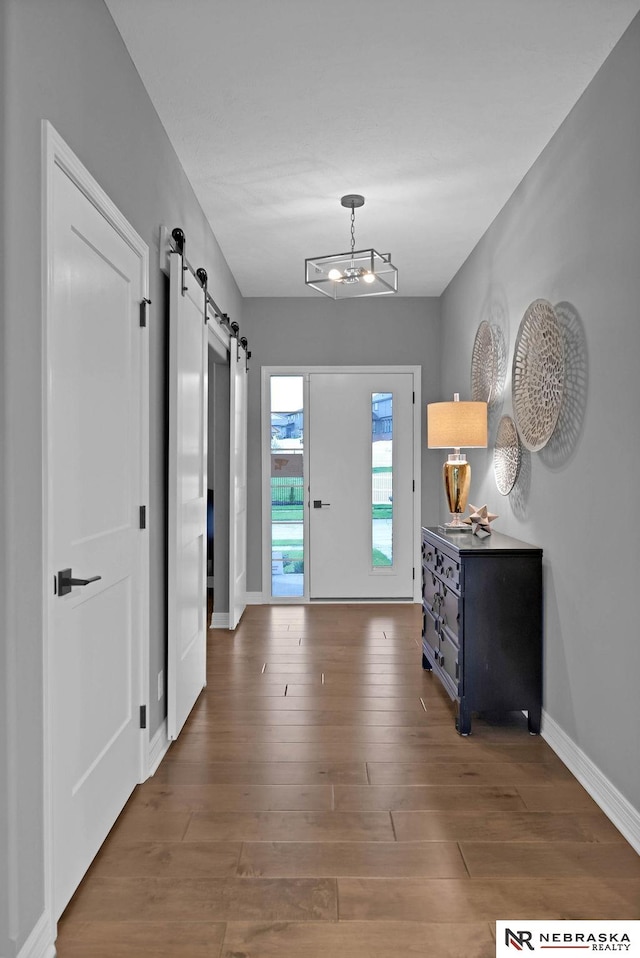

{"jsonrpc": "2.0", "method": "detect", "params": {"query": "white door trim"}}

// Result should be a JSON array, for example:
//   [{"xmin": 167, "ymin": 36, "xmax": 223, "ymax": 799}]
[
  {"xmin": 229, "ymin": 337, "xmax": 249, "ymax": 628},
  {"xmin": 41, "ymin": 121, "xmax": 150, "ymax": 942},
  {"xmin": 207, "ymin": 304, "xmax": 231, "ymax": 358},
  {"xmin": 261, "ymin": 365, "xmax": 421, "ymax": 604}
]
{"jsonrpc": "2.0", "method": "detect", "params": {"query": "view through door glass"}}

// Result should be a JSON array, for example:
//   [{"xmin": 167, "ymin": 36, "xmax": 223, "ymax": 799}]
[
  {"xmin": 372, "ymin": 392, "xmax": 393, "ymax": 567},
  {"xmin": 270, "ymin": 376, "xmax": 304, "ymax": 597}
]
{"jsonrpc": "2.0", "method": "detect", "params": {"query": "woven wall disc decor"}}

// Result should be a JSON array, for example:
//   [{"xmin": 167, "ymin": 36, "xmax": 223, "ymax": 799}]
[
  {"xmin": 471, "ymin": 321, "xmax": 495, "ymax": 402},
  {"xmin": 471, "ymin": 320, "xmax": 507, "ymax": 408},
  {"xmin": 512, "ymin": 299, "xmax": 565, "ymax": 451},
  {"xmin": 493, "ymin": 415, "xmax": 521, "ymax": 495}
]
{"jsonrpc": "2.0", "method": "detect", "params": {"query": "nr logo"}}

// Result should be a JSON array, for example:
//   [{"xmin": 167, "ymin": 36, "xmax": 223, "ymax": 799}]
[{"xmin": 505, "ymin": 928, "xmax": 535, "ymax": 951}]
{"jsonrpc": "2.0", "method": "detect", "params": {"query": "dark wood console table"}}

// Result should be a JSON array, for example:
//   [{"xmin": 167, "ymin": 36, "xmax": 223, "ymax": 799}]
[{"xmin": 421, "ymin": 526, "xmax": 542, "ymax": 735}]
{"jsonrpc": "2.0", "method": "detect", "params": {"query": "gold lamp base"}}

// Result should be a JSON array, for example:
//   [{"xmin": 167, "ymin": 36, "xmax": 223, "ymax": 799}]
[{"xmin": 443, "ymin": 454, "xmax": 471, "ymax": 530}]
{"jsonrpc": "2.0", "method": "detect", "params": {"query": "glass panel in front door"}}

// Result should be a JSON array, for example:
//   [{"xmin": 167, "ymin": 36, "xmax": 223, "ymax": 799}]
[{"xmin": 372, "ymin": 392, "xmax": 393, "ymax": 568}]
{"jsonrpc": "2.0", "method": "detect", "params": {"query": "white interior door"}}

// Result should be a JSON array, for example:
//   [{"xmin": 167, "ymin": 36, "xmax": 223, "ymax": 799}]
[
  {"xmin": 309, "ymin": 371, "xmax": 415, "ymax": 599},
  {"xmin": 49, "ymin": 158, "xmax": 147, "ymax": 919},
  {"xmin": 167, "ymin": 254, "xmax": 208, "ymax": 738},
  {"xmin": 229, "ymin": 336, "xmax": 248, "ymax": 629}
]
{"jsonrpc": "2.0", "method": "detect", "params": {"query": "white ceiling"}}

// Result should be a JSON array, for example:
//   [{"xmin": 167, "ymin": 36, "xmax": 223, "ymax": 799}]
[{"xmin": 104, "ymin": 0, "xmax": 640, "ymax": 297}]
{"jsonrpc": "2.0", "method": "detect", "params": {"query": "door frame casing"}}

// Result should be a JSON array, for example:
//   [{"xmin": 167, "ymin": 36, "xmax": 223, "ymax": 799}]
[
  {"xmin": 41, "ymin": 121, "xmax": 150, "ymax": 939},
  {"xmin": 261, "ymin": 365, "xmax": 421, "ymax": 604},
  {"xmin": 229, "ymin": 337, "xmax": 249, "ymax": 628}
]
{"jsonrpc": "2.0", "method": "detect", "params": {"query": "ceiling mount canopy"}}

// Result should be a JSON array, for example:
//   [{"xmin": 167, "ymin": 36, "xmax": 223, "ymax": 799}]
[{"xmin": 305, "ymin": 194, "xmax": 398, "ymax": 299}]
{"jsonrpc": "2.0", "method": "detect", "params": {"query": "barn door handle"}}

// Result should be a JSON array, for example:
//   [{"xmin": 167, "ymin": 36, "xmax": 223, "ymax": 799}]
[
  {"xmin": 57, "ymin": 568, "xmax": 102, "ymax": 597},
  {"xmin": 313, "ymin": 500, "xmax": 331, "ymax": 508}
]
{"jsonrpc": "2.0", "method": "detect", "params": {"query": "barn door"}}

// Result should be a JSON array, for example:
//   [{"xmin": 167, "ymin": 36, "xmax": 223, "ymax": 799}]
[
  {"xmin": 167, "ymin": 253, "xmax": 208, "ymax": 738},
  {"xmin": 229, "ymin": 334, "xmax": 248, "ymax": 629}
]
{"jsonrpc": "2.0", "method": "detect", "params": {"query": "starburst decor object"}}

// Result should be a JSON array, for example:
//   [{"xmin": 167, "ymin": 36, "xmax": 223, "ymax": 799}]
[
  {"xmin": 305, "ymin": 195, "xmax": 398, "ymax": 299},
  {"xmin": 464, "ymin": 503, "xmax": 498, "ymax": 538}
]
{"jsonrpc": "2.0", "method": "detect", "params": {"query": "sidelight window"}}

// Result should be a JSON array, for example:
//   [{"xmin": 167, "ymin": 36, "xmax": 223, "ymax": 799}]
[
  {"xmin": 270, "ymin": 376, "xmax": 304, "ymax": 597},
  {"xmin": 372, "ymin": 392, "xmax": 393, "ymax": 568}
]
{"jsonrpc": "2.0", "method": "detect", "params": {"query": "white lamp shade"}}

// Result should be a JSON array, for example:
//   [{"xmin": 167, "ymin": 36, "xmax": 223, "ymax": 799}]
[{"xmin": 427, "ymin": 401, "xmax": 488, "ymax": 448}]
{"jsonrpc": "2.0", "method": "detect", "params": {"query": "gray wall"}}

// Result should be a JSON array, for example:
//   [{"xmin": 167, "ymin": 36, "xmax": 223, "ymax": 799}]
[
  {"xmin": 241, "ymin": 296, "xmax": 442, "ymax": 593},
  {"xmin": 0, "ymin": 0, "xmax": 241, "ymax": 953},
  {"xmin": 0, "ymin": 4, "xmax": 9, "ymax": 951},
  {"xmin": 440, "ymin": 14, "xmax": 640, "ymax": 813}
]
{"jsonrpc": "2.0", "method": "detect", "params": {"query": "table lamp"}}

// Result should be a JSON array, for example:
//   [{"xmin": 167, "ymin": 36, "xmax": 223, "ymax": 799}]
[{"xmin": 427, "ymin": 393, "xmax": 488, "ymax": 529}]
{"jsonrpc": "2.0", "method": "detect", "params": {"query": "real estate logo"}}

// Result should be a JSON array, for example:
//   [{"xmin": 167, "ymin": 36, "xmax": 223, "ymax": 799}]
[
  {"xmin": 504, "ymin": 927, "xmax": 535, "ymax": 951},
  {"xmin": 496, "ymin": 921, "xmax": 639, "ymax": 956}
]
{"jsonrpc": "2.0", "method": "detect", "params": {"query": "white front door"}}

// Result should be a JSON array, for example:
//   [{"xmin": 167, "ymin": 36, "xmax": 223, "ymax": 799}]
[
  {"xmin": 48, "ymin": 154, "xmax": 148, "ymax": 919},
  {"xmin": 308, "ymin": 371, "xmax": 415, "ymax": 599},
  {"xmin": 167, "ymin": 253, "xmax": 208, "ymax": 738}
]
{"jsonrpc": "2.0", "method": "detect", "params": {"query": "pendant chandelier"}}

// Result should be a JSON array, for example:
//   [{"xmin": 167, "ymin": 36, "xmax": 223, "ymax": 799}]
[{"xmin": 305, "ymin": 194, "xmax": 398, "ymax": 299}]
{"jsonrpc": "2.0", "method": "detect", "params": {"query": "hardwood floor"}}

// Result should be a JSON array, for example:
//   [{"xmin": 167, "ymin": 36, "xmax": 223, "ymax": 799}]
[{"xmin": 57, "ymin": 604, "xmax": 640, "ymax": 957}]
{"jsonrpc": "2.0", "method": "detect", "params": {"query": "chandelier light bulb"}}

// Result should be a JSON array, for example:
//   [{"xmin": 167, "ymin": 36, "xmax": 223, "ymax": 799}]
[
  {"xmin": 363, "ymin": 271, "xmax": 375, "ymax": 283},
  {"xmin": 328, "ymin": 268, "xmax": 342, "ymax": 281}
]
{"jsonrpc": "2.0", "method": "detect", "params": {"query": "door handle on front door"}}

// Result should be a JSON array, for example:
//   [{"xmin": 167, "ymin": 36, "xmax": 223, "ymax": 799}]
[
  {"xmin": 313, "ymin": 500, "xmax": 331, "ymax": 508},
  {"xmin": 57, "ymin": 568, "xmax": 102, "ymax": 597}
]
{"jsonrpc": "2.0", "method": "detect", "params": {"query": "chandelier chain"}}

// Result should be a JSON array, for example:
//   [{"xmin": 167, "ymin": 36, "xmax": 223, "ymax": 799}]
[{"xmin": 350, "ymin": 203, "xmax": 356, "ymax": 255}]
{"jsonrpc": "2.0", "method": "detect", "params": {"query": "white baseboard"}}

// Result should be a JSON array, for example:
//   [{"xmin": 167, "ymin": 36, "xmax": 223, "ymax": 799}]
[
  {"xmin": 542, "ymin": 709, "xmax": 640, "ymax": 854},
  {"xmin": 148, "ymin": 720, "xmax": 170, "ymax": 776},
  {"xmin": 212, "ymin": 596, "xmax": 262, "ymax": 627},
  {"xmin": 16, "ymin": 911, "xmax": 55, "ymax": 958}
]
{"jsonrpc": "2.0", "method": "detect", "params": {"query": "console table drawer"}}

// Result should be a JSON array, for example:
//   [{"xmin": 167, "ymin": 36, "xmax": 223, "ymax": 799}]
[
  {"xmin": 422, "ymin": 607, "xmax": 439, "ymax": 661},
  {"xmin": 422, "ymin": 568, "xmax": 440, "ymax": 610},
  {"xmin": 439, "ymin": 630, "xmax": 460, "ymax": 695},
  {"xmin": 421, "ymin": 539, "xmax": 438, "ymax": 574},
  {"xmin": 440, "ymin": 583, "xmax": 460, "ymax": 639},
  {"xmin": 438, "ymin": 554, "xmax": 461, "ymax": 592}
]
